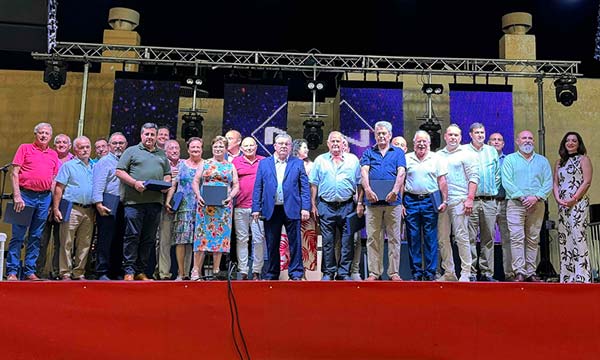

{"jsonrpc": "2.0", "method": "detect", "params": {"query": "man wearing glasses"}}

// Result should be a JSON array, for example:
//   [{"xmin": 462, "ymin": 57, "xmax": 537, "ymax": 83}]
[{"xmin": 252, "ymin": 133, "xmax": 310, "ymax": 281}]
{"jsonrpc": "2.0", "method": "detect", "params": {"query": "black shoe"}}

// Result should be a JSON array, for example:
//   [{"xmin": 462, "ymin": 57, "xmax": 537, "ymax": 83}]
[
  {"xmin": 321, "ymin": 274, "xmax": 334, "ymax": 281},
  {"xmin": 479, "ymin": 275, "xmax": 498, "ymax": 282},
  {"xmin": 526, "ymin": 275, "xmax": 543, "ymax": 283}
]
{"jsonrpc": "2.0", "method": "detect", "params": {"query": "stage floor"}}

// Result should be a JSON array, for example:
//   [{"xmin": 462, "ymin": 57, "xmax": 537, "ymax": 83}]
[{"xmin": 1, "ymin": 280, "xmax": 599, "ymax": 360}]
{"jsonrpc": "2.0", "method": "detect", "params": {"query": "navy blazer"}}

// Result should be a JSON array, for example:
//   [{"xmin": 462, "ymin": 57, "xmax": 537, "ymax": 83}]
[{"xmin": 251, "ymin": 156, "xmax": 311, "ymax": 221}]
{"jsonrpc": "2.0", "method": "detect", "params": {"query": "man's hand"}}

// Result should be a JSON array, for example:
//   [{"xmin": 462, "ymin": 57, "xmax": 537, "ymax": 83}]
[
  {"xmin": 134, "ymin": 180, "xmax": 146, "ymax": 193},
  {"xmin": 438, "ymin": 202, "xmax": 448, "ymax": 213},
  {"xmin": 385, "ymin": 191, "xmax": 398, "ymax": 203},
  {"xmin": 301, "ymin": 209, "xmax": 310, "ymax": 221},
  {"xmin": 252, "ymin": 211, "xmax": 261, "ymax": 222},
  {"xmin": 463, "ymin": 198, "xmax": 473, "ymax": 216},
  {"xmin": 13, "ymin": 194, "xmax": 25, "ymax": 213},
  {"xmin": 356, "ymin": 203, "xmax": 365, "ymax": 217},
  {"xmin": 53, "ymin": 208, "xmax": 63, "ymax": 222},
  {"xmin": 365, "ymin": 189, "xmax": 379, "ymax": 204},
  {"xmin": 311, "ymin": 204, "xmax": 319, "ymax": 220},
  {"xmin": 96, "ymin": 203, "xmax": 111, "ymax": 217}
]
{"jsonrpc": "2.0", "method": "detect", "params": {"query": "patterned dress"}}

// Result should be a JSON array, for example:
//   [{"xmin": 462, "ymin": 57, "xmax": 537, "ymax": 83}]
[
  {"xmin": 194, "ymin": 159, "xmax": 233, "ymax": 253},
  {"xmin": 557, "ymin": 155, "xmax": 591, "ymax": 283},
  {"xmin": 173, "ymin": 161, "xmax": 198, "ymax": 245},
  {"xmin": 280, "ymin": 160, "xmax": 318, "ymax": 271}
]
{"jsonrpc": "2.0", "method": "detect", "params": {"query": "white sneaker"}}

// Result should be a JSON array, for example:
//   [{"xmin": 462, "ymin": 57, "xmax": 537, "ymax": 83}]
[
  {"xmin": 459, "ymin": 273, "xmax": 472, "ymax": 282},
  {"xmin": 436, "ymin": 272, "xmax": 458, "ymax": 282},
  {"xmin": 351, "ymin": 273, "xmax": 362, "ymax": 281},
  {"xmin": 190, "ymin": 268, "xmax": 200, "ymax": 281}
]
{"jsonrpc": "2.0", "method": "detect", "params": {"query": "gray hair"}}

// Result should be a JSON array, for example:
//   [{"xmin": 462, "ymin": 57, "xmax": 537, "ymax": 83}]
[
  {"xmin": 73, "ymin": 136, "xmax": 90, "ymax": 148},
  {"xmin": 469, "ymin": 122, "xmax": 485, "ymax": 133},
  {"xmin": 374, "ymin": 121, "xmax": 392, "ymax": 134},
  {"xmin": 413, "ymin": 130, "xmax": 431, "ymax": 142},
  {"xmin": 53, "ymin": 133, "xmax": 71, "ymax": 145},
  {"xmin": 274, "ymin": 133, "xmax": 292, "ymax": 144},
  {"xmin": 34, "ymin": 122, "xmax": 53, "ymax": 134},
  {"xmin": 108, "ymin": 132, "xmax": 126, "ymax": 144}
]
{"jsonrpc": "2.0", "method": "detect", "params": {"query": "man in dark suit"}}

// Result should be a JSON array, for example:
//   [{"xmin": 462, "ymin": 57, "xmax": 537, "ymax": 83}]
[{"xmin": 252, "ymin": 133, "xmax": 310, "ymax": 280}]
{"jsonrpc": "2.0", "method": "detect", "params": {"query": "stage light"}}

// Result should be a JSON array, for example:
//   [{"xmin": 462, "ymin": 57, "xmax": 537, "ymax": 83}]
[
  {"xmin": 43, "ymin": 60, "xmax": 66, "ymax": 90},
  {"xmin": 181, "ymin": 113, "xmax": 204, "ymax": 141},
  {"xmin": 184, "ymin": 76, "xmax": 203, "ymax": 87},
  {"xmin": 303, "ymin": 118, "xmax": 325, "ymax": 150},
  {"xmin": 421, "ymin": 83, "xmax": 444, "ymax": 95},
  {"xmin": 418, "ymin": 117, "xmax": 442, "ymax": 151},
  {"xmin": 554, "ymin": 76, "xmax": 577, "ymax": 107},
  {"xmin": 306, "ymin": 80, "xmax": 325, "ymax": 91}
]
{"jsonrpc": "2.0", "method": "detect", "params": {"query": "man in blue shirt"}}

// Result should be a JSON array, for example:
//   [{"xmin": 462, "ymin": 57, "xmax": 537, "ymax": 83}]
[
  {"xmin": 92, "ymin": 132, "xmax": 128, "ymax": 280},
  {"xmin": 359, "ymin": 121, "xmax": 406, "ymax": 281},
  {"xmin": 53, "ymin": 136, "xmax": 94, "ymax": 280},
  {"xmin": 501, "ymin": 130, "xmax": 552, "ymax": 282},
  {"xmin": 310, "ymin": 131, "xmax": 361, "ymax": 280}
]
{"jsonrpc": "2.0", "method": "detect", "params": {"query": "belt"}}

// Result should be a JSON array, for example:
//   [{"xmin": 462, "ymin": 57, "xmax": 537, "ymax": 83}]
[
  {"xmin": 72, "ymin": 202, "xmax": 93, "ymax": 209},
  {"xmin": 475, "ymin": 196, "xmax": 495, "ymax": 201},
  {"xmin": 20, "ymin": 187, "xmax": 51, "ymax": 194},
  {"xmin": 405, "ymin": 192, "xmax": 429, "ymax": 200},
  {"xmin": 320, "ymin": 197, "xmax": 353, "ymax": 208}
]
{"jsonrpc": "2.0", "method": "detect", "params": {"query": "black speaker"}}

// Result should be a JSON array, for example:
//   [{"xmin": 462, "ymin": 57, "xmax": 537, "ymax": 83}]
[
  {"xmin": 589, "ymin": 204, "xmax": 600, "ymax": 224},
  {"xmin": 0, "ymin": 0, "xmax": 48, "ymax": 52}
]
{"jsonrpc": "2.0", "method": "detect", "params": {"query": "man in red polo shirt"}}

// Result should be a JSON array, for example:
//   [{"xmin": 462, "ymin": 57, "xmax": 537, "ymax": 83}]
[{"xmin": 6, "ymin": 122, "xmax": 60, "ymax": 281}]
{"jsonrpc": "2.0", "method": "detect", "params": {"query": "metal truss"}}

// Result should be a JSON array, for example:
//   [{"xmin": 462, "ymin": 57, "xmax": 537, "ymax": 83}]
[{"xmin": 32, "ymin": 42, "xmax": 581, "ymax": 78}]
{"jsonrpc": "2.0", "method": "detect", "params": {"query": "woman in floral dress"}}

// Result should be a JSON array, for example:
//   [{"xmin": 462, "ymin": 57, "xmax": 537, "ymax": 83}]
[
  {"xmin": 191, "ymin": 136, "xmax": 239, "ymax": 280},
  {"xmin": 553, "ymin": 132, "xmax": 593, "ymax": 283},
  {"xmin": 166, "ymin": 137, "xmax": 203, "ymax": 280}
]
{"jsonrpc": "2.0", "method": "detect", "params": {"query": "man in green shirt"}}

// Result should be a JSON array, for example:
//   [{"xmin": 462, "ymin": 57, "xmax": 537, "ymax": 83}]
[
  {"xmin": 116, "ymin": 123, "xmax": 171, "ymax": 281},
  {"xmin": 501, "ymin": 130, "xmax": 552, "ymax": 282}
]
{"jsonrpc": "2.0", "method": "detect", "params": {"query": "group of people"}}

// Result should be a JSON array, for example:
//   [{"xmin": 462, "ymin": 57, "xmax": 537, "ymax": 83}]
[{"xmin": 4, "ymin": 120, "xmax": 593, "ymax": 284}]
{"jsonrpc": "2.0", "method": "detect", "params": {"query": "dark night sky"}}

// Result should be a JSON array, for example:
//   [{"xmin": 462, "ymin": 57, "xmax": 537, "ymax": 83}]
[{"xmin": 2, "ymin": 0, "xmax": 599, "ymax": 78}]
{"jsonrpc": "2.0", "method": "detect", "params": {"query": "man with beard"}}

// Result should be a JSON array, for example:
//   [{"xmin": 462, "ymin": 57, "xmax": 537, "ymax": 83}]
[
  {"xmin": 6, "ymin": 123, "xmax": 60, "ymax": 281},
  {"xmin": 93, "ymin": 132, "xmax": 128, "ymax": 280},
  {"xmin": 464, "ymin": 122, "xmax": 500, "ymax": 282},
  {"xmin": 501, "ymin": 130, "xmax": 552, "ymax": 282},
  {"xmin": 116, "ymin": 123, "xmax": 171, "ymax": 281}
]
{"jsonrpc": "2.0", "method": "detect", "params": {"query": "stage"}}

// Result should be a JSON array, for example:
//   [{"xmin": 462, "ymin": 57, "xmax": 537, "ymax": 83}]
[{"xmin": 1, "ymin": 280, "xmax": 599, "ymax": 360}]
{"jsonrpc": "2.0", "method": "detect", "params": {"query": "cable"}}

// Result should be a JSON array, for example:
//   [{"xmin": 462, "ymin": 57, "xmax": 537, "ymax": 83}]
[{"xmin": 227, "ymin": 260, "xmax": 251, "ymax": 360}]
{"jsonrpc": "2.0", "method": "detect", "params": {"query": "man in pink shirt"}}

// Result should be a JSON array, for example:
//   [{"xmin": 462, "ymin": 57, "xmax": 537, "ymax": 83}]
[
  {"xmin": 232, "ymin": 137, "xmax": 265, "ymax": 280},
  {"xmin": 6, "ymin": 122, "xmax": 60, "ymax": 281}
]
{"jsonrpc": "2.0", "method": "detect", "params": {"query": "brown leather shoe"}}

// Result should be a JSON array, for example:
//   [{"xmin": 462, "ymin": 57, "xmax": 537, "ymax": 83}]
[
  {"xmin": 6, "ymin": 274, "xmax": 18, "ymax": 281},
  {"xmin": 61, "ymin": 275, "xmax": 72, "ymax": 281},
  {"xmin": 514, "ymin": 274, "xmax": 526, "ymax": 282},
  {"xmin": 123, "ymin": 274, "xmax": 134, "ymax": 281},
  {"xmin": 526, "ymin": 275, "xmax": 543, "ymax": 283},
  {"xmin": 134, "ymin": 273, "xmax": 153, "ymax": 281},
  {"xmin": 25, "ymin": 274, "xmax": 42, "ymax": 281},
  {"xmin": 390, "ymin": 274, "xmax": 403, "ymax": 281},
  {"xmin": 252, "ymin": 272, "xmax": 261, "ymax": 280},
  {"xmin": 240, "ymin": 273, "xmax": 248, "ymax": 280},
  {"xmin": 366, "ymin": 275, "xmax": 378, "ymax": 281}
]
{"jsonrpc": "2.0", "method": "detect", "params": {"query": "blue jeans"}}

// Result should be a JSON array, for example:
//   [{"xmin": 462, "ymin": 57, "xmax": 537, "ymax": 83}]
[
  {"xmin": 318, "ymin": 200, "xmax": 355, "ymax": 277},
  {"xmin": 7, "ymin": 189, "xmax": 52, "ymax": 276},
  {"xmin": 404, "ymin": 194, "xmax": 438, "ymax": 279},
  {"xmin": 122, "ymin": 203, "xmax": 162, "ymax": 275},
  {"xmin": 96, "ymin": 203, "xmax": 125, "ymax": 277}
]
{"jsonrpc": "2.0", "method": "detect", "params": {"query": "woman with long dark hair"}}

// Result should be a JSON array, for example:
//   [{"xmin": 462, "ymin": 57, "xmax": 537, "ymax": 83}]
[{"xmin": 552, "ymin": 131, "xmax": 593, "ymax": 283}]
